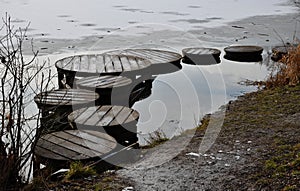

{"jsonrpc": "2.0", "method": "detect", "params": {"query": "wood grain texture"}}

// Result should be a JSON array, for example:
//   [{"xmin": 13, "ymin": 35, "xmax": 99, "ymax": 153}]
[{"xmin": 35, "ymin": 130, "xmax": 117, "ymax": 161}]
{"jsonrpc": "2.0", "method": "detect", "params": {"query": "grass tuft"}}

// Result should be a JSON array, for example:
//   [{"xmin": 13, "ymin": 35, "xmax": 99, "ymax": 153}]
[{"xmin": 64, "ymin": 161, "xmax": 96, "ymax": 180}]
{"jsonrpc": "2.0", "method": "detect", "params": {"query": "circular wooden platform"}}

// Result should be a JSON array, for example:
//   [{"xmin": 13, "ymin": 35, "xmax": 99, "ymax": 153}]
[
  {"xmin": 69, "ymin": 105, "xmax": 139, "ymax": 145},
  {"xmin": 105, "ymin": 49, "xmax": 182, "ymax": 65},
  {"xmin": 76, "ymin": 75, "xmax": 132, "ymax": 90},
  {"xmin": 224, "ymin": 45, "xmax": 263, "ymax": 62},
  {"xmin": 55, "ymin": 54, "xmax": 151, "ymax": 76},
  {"xmin": 68, "ymin": 105, "xmax": 139, "ymax": 127},
  {"xmin": 34, "ymin": 89, "xmax": 99, "ymax": 109},
  {"xmin": 105, "ymin": 49, "xmax": 183, "ymax": 75},
  {"xmin": 35, "ymin": 130, "xmax": 117, "ymax": 161},
  {"xmin": 182, "ymin": 47, "xmax": 221, "ymax": 65}
]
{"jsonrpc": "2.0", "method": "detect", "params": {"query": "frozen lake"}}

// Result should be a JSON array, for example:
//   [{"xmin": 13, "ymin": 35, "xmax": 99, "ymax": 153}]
[{"xmin": 0, "ymin": 0, "xmax": 297, "ymax": 39}]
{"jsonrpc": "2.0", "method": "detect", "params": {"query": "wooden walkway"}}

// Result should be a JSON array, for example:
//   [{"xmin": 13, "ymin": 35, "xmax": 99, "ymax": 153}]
[{"xmin": 35, "ymin": 130, "xmax": 117, "ymax": 161}]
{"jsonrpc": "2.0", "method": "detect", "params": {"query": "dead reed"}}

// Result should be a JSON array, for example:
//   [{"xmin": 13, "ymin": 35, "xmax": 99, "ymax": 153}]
[{"xmin": 266, "ymin": 44, "xmax": 300, "ymax": 88}]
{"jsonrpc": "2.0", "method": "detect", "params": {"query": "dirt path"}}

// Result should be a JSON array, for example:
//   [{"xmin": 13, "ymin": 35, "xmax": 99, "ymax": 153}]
[{"xmin": 118, "ymin": 85, "xmax": 300, "ymax": 191}]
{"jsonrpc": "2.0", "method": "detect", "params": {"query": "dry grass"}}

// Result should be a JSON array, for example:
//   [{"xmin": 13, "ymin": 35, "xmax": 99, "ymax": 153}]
[{"xmin": 266, "ymin": 44, "xmax": 300, "ymax": 88}]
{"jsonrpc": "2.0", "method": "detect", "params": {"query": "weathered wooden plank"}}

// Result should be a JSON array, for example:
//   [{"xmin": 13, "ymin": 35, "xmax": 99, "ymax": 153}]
[
  {"xmin": 35, "ymin": 130, "xmax": 117, "ymax": 161},
  {"xmin": 35, "ymin": 145, "xmax": 71, "ymax": 160},
  {"xmin": 124, "ymin": 110, "xmax": 139, "ymax": 123},
  {"xmin": 66, "ymin": 130, "xmax": 116, "ymax": 149},
  {"xmin": 34, "ymin": 89, "xmax": 99, "ymax": 107},
  {"xmin": 109, "ymin": 107, "xmax": 132, "ymax": 126},
  {"xmin": 111, "ymin": 55, "xmax": 123, "ymax": 71},
  {"xmin": 69, "ymin": 106, "xmax": 139, "ymax": 127},
  {"xmin": 47, "ymin": 134, "xmax": 104, "ymax": 157},
  {"xmin": 97, "ymin": 106, "xmax": 123, "ymax": 126},
  {"xmin": 104, "ymin": 55, "xmax": 114, "ymax": 73},
  {"xmin": 39, "ymin": 138, "xmax": 84, "ymax": 159},
  {"xmin": 96, "ymin": 55, "xmax": 106, "ymax": 73}
]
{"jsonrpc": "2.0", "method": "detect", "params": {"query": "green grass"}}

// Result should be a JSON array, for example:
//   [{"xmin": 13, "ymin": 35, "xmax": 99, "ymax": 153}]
[{"xmin": 64, "ymin": 162, "xmax": 96, "ymax": 180}]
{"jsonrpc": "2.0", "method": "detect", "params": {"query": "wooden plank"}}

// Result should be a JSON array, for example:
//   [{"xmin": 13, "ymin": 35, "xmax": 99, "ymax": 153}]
[
  {"xmin": 96, "ymin": 55, "xmax": 106, "ymax": 73},
  {"xmin": 109, "ymin": 107, "xmax": 133, "ymax": 126},
  {"xmin": 35, "ymin": 145, "xmax": 71, "ymax": 160},
  {"xmin": 124, "ymin": 110, "xmax": 139, "ymax": 123},
  {"xmin": 104, "ymin": 55, "xmax": 114, "ymax": 73},
  {"xmin": 97, "ymin": 106, "xmax": 123, "ymax": 126},
  {"xmin": 66, "ymin": 130, "xmax": 116, "ymax": 149},
  {"xmin": 88, "ymin": 55, "xmax": 97, "ymax": 72},
  {"xmin": 68, "ymin": 107, "xmax": 90, "ymax": 122},
  {"xmin": 120, "ymin": 56, "xmax": 132, "ymax": 71},
  {"xmin": 111, "ymin": 55, "xmax": 123, "ymax": 72},
  {"xmin": 80, "ymin": 55, "xmax": 89, "ymax": 73},
  {"xmin": 34, "ymin": 89, "xmax": 99, "ymax": 106},
  {"xmin": 75, "ymin": 107, "xmax": 102, "ymax": 126},
  {"xmin": 47, "ymin": 134, "xmax": 104, "ymax": 157},
  {"xmin": 38, "ymin": 138, "xmax": 84, "ymax": 159}
]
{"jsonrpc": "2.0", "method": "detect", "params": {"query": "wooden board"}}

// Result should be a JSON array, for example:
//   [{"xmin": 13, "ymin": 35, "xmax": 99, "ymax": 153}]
[
  {"xmin": 105, "ymin": 49, "xmax": 182, "ymax": 65},
  {"xmin": 55, "ymin": 54, "xmax": 151, "ymax": 75},
  {"xmin": 35, "ymin": 130, "xmax": 117, "ymax": 161},
  {"xmin": 76, "ymin": 75, "xmax": 132, "ymax": 89},
  {"xmin": 34, "ymin": 89, "xmax": 99, "ymax": 108},
  {"xmin": 68, "ymin": 105, "xmax": 139, "ymax": 127}
]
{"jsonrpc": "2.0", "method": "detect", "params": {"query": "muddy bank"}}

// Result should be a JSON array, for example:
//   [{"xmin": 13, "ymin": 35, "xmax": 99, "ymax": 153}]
[{"xmin": 118, "ymin": 85, "xmax": 300, "ymax": 191}]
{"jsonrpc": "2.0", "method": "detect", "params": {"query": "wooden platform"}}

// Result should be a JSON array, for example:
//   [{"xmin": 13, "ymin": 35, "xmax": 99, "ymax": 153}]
[
  {"xmin": 68, "ymin": 105, "xmax": 139, "ymax": 127},
  {"xmin": 35, "ymin": 130, "xmax": 117, "ymax": 161},
  {"xmin": 68, "ymin": 105, "xmax": 139, "ymax": 145},
  {"xmin": 105, "ymin": 49, "xmax": 183, "ymax": 75},
  {"xmin": 76, "ymin": 75, "xmax": 132, "ymax": 90},
  {"xmin": 55, "ymin": 54, "xmax": 151, "ymax": 88},
  {"xmin": 76, "ymin": 75, "xmax": 151, "ymax": 106},
  {"xmin": 34, "ymin": 89, "xmax": 99, "ymax": 109},
  {"xmin": 182, "ymin": 47, "xmax": 221, "ymax": 65},
  {"xmin": 224, "ymin": 45, "xmax": 263, "ymax": 62}
]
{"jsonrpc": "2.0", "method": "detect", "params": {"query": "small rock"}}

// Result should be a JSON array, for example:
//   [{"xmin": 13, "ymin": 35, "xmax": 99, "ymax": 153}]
[
  {"xmin": 247, "ymin": 141, "xmax": 252, "ymax": 144},
  {"xmin": 247, "ymin": 148, "xmax": 251, "ymax": 152},
  {"xmin": 186, "ymin": 152, "xmax": 200, "ymax": 157},
  {"xmin": 122, "ymin": 187, "xmax": 134, "ymax": 191},
  {"xmin": 225, "ymin": 163, "xmax": 230, "ymax": 167},
  {"xmin": 235, "ymin": 156, "xmax": 240, "ymax": 160},
  {"xmin": 218, "ymin": 150, "xmax": 223, "ymax": 153}
]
